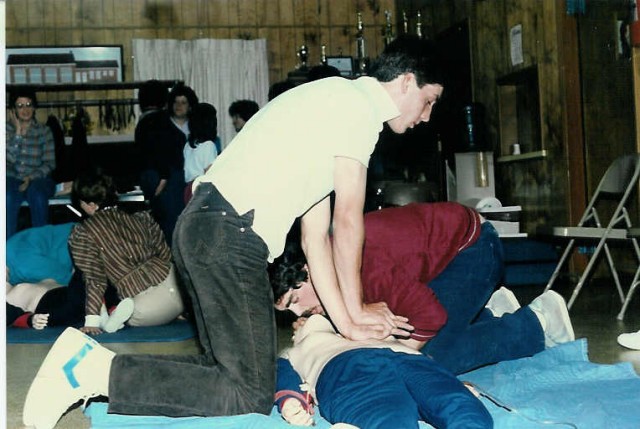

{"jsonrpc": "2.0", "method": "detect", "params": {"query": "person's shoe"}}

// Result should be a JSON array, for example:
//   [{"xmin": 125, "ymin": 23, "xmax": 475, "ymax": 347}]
[
  {"xmin": 485, "ymin": 286, "xmax": 521, "ymax": 317},
  {"xmin": 617, "ymin": 330, "xmax": 640, "ymax": 350},
  {"xmin": 102, "ymin": 298, "xmax": 134, "ymax": 333},
  {"xmin": 23, "ymin": 327, "xmax": 114, "ymax": 429},
  {"xmin": 330, "ymin": 424, "xmax": 360, "ymax": 429},
  {"xmin": 529, "ymin": 291, "xmax": 575, "ymax": 348}
]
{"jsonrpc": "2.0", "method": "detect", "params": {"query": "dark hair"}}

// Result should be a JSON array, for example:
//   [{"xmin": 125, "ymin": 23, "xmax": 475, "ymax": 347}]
[
  {"xmin": 168, "ymin": 83, "xmax": 199, "ymax": 116},
  {"xmin": 138, "ymin": 79, "xmax": 167, "ymax": 111},
  {"xmin": 188, "ymin": 103, "xmax": 218, "ymax": 149},
  {"xmin": 71, "ymin": 170, "xmax": 119, "ymax": 211},
  {"xmin": 268, "ymin": 80, "xmax": 296, "ymax": 101},
  {"xmin": 369, "ymin": 35, "xmax": 445, "ymax": 87},
  {"xmin": 268, "ymin": 220, "xmax": 307, "ymax": 303},
  {"xmin": 307, "ymin": 64, "xmax": 341, "ymax": 82},
  {"xmin": 10, "ymin": 87, "xmax": 37, "ymax": 108},
  {"xmin": 228, "ymin": 99, "xmax": 259, "ymax": 121}
]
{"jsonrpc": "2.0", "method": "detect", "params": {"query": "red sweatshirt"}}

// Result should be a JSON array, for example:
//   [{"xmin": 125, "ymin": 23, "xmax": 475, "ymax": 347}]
[{"xmin": 362, "ymin": 202, "xmax": 482, "ymax": 342}]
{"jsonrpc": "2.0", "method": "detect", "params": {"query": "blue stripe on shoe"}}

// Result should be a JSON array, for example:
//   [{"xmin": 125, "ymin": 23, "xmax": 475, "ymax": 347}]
[{"xmin": 62, "ymin": 342, "xmax": 94, "ymax": 388}]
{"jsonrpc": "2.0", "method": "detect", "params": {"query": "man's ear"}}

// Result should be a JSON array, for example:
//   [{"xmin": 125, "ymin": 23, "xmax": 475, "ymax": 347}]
[{"xmin": 401, "ymin": 72, "xmax": 416, "ymax": 94}]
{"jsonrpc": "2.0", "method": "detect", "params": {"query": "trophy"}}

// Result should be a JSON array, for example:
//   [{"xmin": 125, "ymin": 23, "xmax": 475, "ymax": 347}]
[
  {"xmin": 355, "ymin": 12, "xmax": 370, "ymax": 75},
  {"xmin": 320, "ymin": 45, "xmax": 327, "ymax": 65},
  {"xmin": 416, "ymin": 11, "xmax": 423, "ymax": 39},
  {"xmin": 402, "ymin": 11, "xmax": 409, "ymax": 35},
  {"xmin": 383, "ymin": 10, "xmax": 394, "ymax": 47},
  {"xmin": 296, "ymin": 44, "xmax": 309, "ymax": 69}
]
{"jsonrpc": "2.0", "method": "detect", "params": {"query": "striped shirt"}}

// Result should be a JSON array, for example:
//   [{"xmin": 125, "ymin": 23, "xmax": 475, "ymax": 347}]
[
  {"xmin": 69, "ymin": 208, "xmax": 171, "ymax": 317},
  {"xmin": 6, "ymin": 120, "xmax": 55, "ymax": 180}
]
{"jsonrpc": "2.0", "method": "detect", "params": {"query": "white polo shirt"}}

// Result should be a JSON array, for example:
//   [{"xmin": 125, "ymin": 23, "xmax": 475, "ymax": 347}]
[{"xmin": 194, "ymin": 76, "xmax": 400, "ymax": 261}]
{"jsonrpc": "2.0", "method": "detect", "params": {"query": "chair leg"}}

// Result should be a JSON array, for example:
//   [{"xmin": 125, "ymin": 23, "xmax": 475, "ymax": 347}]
[
  {"xmin": 618, "ymin": 280, "xmax": 640, "ymax": 321},
  {"xmin": 544, "ymin": 239, "xmax": 576, "ymax": 293},
  {"xmin": 602, "ymin": 242, "xmax": 625, "ymax": 303},
  {"xmin": 567, "ymin": 238, "xmax": 608, "ymax": 309}
]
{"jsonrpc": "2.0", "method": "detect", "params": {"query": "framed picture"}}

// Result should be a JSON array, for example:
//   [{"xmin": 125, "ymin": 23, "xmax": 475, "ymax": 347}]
[
  {"xmin": 326, "ymin": 56, "xmax": 354, "ymax": 77},
  {"xmin": 5, "ymin": 45, "xmax": 124, "ymax": 85}
]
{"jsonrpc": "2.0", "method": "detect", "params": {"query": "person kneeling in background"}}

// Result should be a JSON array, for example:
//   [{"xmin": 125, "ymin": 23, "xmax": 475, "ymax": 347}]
[{"xmin": 69, "ymin": 171, "xmax": 185, "ymax": 336}]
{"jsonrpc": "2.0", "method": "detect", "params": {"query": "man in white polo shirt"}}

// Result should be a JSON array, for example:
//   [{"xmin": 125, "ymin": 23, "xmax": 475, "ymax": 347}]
[{"xmin": 24, "ymin": 35, "xmax": 446, "ymax": 428}]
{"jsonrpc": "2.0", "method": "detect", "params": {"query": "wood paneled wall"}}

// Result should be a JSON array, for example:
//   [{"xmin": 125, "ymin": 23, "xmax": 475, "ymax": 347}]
[
  {"xmin": 6, "ymin": 0, "xmax": 395, "ymax": 85},
  {"xmin": 414, "ymin": 0, "xmax": 636, "ymax": 236}
]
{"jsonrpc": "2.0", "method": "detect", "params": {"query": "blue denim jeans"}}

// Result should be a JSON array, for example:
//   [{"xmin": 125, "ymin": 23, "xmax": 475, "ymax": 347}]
[
  {"xmin": 6, "ymin": 176, "xmax": 55, "ymax": 239},
  {"xmin": 422, "ymin": 222, "xmax": 545, "ymax": 374},
  {"xmin": 108, "ymin": 183, "xmax": 276, "ymax": 416},
  {"xmin": 316, "ymin": 349, "xmax": 492, "ymax": 429}
]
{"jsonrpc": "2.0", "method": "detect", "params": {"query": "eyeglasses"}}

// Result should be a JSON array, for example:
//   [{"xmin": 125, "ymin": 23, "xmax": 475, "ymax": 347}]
[{"xmin": 15, "ymin": 102, "xmax": 34, "ymax": 109}]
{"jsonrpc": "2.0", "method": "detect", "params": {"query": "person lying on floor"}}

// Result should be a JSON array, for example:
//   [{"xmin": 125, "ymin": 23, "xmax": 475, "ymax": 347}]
[
  {"xmin": 69, "ymin": 171, "xmax": 185, "ymax": 335},
  {"xmin": 271, "ymin": 202, "xmax": 575, "ymax": 375},
  {"xmin": 6, "ymin": 270, "xmax": 132, "ymax": 332},
  {"xmin": 6, "ymin": 222, "xmax": 76, "ymax": 286},
  {"xmin": 274, "ymin": 314, "xmax": 492, "ymax": 429}
]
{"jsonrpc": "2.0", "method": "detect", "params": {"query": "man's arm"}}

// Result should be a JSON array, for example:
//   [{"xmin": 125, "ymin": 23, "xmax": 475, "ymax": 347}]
[
  {"xmin": 300, "ymin": 157, "xmax": 411, "ymax": 340},
  {"xmin": 300, "ymin": 195, "xmax": 357, "ymax": 337},
  {"xmin": 332, "ymin": 157, "xmax": 413, "ymax": 335}
]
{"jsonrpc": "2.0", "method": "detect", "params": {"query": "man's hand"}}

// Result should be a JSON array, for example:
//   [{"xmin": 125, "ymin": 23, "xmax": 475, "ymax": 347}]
[
  {"xmin": 18, "ymin": 177, "xmax": 31, "ymax": 192},
  {"xmin": 281, "ymin": 398, "xmax": 313, "ymax": 426},
  {"xmin": 351, "ymin": 302, "xmax": 414, "ymax": 338},
  {"xmin": 31, "ymin": 314, "xmax": 49, "ymax": 330},
  {"xmin": 154, "ymin": 179, "xmax": 167, "ymax": 196},
  {"xmin": 9, "ymin": 110, "xmax": 20, "ymax": 132},
  {"xmin": 80, "ymin": 326, "xmax": 103, "ymax": 336}
]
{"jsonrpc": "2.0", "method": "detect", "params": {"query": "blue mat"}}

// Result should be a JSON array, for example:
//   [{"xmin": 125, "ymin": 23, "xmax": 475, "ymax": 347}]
[
  {"xmin": 6, "ymin": 319, "xmax": 195, "ymax": 344},
  {"xmin": 85, "ymin": 339, "xmax": 640, "ymax": 428}
]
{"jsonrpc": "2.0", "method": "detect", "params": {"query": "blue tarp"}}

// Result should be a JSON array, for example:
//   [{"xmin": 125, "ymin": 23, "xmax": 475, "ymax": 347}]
[{"xmin": 86, "ymin": 339, "xmax": 640, "ymax": 428}]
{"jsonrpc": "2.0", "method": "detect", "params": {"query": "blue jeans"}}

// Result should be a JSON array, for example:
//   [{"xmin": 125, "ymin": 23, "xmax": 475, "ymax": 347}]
[
  {"xmin": 316, "ymin": 349, "xmax": 492, "ymax": 429},
  {"xmin": 108, "ymin": 183, "xmax": 276, "ymax": 416},
  {"xmin": 422, "ymin": 222, "xmax": 544, "ymax": 374},
  {"xmin": 6, "ymin": 176, "xmax": 55, "ymax": 239},
  {"xmin": 139, "ymin": 168, "xmax": 186, "ymax": 246}
]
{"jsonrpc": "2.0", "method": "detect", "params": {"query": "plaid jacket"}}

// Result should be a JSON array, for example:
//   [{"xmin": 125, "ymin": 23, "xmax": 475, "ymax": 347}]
[{"xmin": 6, "ymin": 119, "xmax": 55, "ymax": 180}]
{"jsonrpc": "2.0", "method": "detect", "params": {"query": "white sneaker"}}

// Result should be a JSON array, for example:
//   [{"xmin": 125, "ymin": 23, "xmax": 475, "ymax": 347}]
[
  {"xmin": 617, "ymin": 330, "xmax": 640, "ymax": 350},
  {"xmin": 485, "ymin": 286, "xmax": 521, "ymax": 317},
  {"xmin": 23, "ymin": 327, "xmax": 114, "ymax": 429},
  {"xmin": 102, "ymin": 298, "xmax": 134, "ymax": 333},
  {"xmin": 529, "ymin": 290, "xmax": 575, "ymax": 348}
]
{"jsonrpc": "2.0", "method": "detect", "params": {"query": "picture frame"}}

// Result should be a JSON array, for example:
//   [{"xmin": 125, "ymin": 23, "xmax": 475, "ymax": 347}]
[
  {"xmin": 326, "ymin": 56, "xmax": 354, "ymax": 77},
  {"xmin": 5, "ymin": 45, "xmax": 124, "ymax": 85}
]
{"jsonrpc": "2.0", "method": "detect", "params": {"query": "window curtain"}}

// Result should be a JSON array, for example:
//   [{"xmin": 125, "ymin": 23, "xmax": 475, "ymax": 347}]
[{"xmin": 132, "ymin": 38, "xmax": 269, "ymax": 149}]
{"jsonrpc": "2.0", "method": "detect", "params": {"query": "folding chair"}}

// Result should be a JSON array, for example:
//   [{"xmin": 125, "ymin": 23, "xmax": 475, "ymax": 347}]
[
  {"xmin": 543, "ymin": 154, "xmax": 640, "ymax": 315},
  {"xmin": 618, "ymin": 227, "xmax": 640, "ymax": 320}
]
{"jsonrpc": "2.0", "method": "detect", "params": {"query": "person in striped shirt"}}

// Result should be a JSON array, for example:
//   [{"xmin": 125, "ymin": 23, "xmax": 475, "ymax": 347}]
[{"xmin": 68, "ymin": 171, "xmax": 185, "ymax": 336}]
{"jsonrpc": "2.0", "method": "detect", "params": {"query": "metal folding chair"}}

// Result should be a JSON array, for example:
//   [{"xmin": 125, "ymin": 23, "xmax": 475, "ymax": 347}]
[
  {"xmin": 543, "ymin": 154, "xmax": 640, "ymax": 316},
  {"xmin": 618, "ymin": 227, "xmax": 640, "ymax": 320}
]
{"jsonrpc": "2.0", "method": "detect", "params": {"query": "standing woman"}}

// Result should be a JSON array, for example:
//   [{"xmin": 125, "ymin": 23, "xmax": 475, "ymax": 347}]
[
  {"xmin": 69, "ymin": 172, "xmax": 185, "ymax": 336},
  {"xmin": 5, "ymin": 88, "xmax": 56, "ymax": 239},
  {"xmin": 139, "ymin": 83, "xmax": 199, "ymax": 245},
  {"xmin": 183, "ymin": 103, "xmax": 219, "ymax": 204}
]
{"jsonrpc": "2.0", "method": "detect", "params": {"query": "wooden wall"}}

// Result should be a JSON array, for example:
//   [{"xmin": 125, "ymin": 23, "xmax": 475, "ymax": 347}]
[
  {"xmin": 410, "ymin": 0, "xmax": 637, "ymax": 237},
  {"xmin": 7, "ymin": 0, "xmax": 638, "ymax": 238},
  {"xmin": 6, "ymin": 0, "xmax": 395, "ymax": 86}
]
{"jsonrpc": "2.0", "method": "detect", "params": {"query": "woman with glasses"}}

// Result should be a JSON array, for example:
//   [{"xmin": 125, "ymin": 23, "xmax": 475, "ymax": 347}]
[{"xmin": 6, "ymin": 88, "xmax": 56, "ymax": 239}]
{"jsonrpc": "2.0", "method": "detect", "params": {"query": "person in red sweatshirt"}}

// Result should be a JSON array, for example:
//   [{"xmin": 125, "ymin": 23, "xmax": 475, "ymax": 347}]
[{"xmin": 271, "ymin": 202, "xmax": 575, "ymax": 374}]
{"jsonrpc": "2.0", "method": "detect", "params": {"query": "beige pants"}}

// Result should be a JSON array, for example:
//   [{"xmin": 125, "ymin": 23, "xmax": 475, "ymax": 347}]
[{"xmin": 127, "ymin": 264, "xmax": 185, "ymax": 327}]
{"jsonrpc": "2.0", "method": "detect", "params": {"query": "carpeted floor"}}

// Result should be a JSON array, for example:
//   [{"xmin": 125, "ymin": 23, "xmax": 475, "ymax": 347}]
[{"xmin": 6, "ymin": 281, "xmax": 640, "ymax": 429}]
